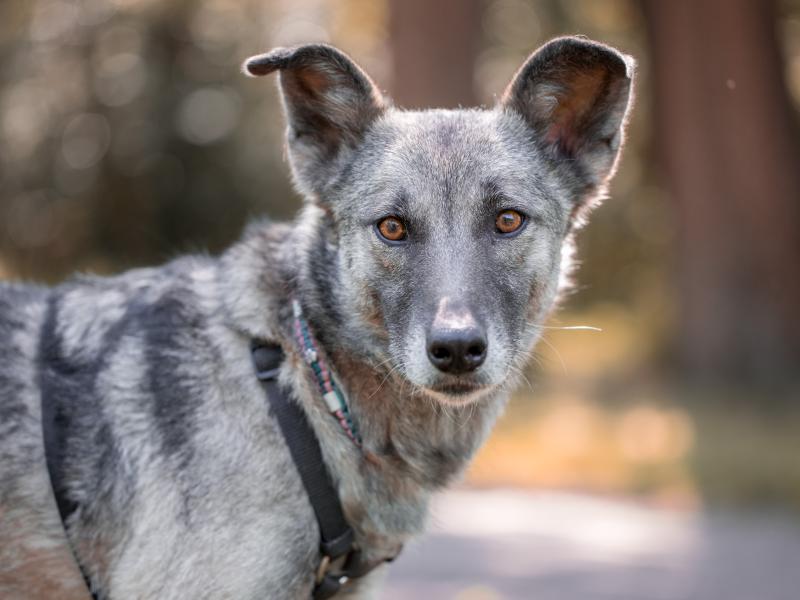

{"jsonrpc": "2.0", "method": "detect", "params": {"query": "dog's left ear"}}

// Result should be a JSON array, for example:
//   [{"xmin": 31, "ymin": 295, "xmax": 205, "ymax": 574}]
[
  {"xmin": 500, "ymin": 36, "xmax": 634, "ymax": 196},
  {"xmin": 244, "ymin": 44, "xmax": 387, "ymax": 199}
]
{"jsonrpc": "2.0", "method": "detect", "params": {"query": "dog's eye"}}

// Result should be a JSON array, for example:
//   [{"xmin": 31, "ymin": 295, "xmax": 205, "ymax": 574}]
[
  {"xmin": 495, "ymin": 210, "xmax": 525, "ymax": 235},
  {"xmin": 376, "ymin": 216, "xmax": 407, "ymax": 243}
]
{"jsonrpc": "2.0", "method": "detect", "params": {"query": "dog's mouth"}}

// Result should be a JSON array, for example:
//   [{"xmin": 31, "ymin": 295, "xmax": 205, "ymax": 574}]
[
  {"xmin": 420, "ymin": 379, "xmax": 494, "ymax": 405},
  {"xmin": 431, "ymin": 381, "xmax": 480, "ymax": 395}
]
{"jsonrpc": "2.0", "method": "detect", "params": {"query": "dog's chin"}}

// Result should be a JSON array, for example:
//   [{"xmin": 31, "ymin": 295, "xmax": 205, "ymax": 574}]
[{"xmin": 418, "ymin": 381, "xmax": 496, "ymax": 406}]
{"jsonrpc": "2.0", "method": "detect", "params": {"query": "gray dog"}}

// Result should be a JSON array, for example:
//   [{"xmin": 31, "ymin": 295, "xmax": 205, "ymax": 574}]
[{"xmin": 0, "ymin": 36, "xmax": 634, "ymax": 599}]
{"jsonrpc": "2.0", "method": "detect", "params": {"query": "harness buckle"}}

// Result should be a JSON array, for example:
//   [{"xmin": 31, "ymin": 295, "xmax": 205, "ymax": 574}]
[
  {"xmin": 313, "ymin": 554, "xmax": 352, "ymax": 600},
  {"xmin": 315, "ymin": 555, "xmax": 331, "ymax": 584}
]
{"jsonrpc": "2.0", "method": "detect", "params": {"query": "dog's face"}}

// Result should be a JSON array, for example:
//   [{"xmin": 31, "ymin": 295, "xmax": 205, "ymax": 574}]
[{"xmin": 245, "ymin": 38, "xmax": 634, "ymax": 405}]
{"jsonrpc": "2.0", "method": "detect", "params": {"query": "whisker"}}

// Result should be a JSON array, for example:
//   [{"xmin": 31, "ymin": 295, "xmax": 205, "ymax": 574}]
[
  {"xmin": 536, "ymin": 325, "xmax": 602, "ymax": 332},
  {"xmin": 371, "ymin": 356, "xmax": 397, "ymax": 371},
  {"xmin": 439, "ymin": 397, "xmax": 456, "ymax": 423},
  {"xmin": 366, "ymin": 362, "xmax": 401, "ymax": 401},
  {"xmin": 466, "ymin": 400, "xmax": 477, "ymax": 426},
  {"xmin": 527, "ymin": 351, "xmax": 546, "ymax": 372},
  {"xmin": 508, "ymin": 363, "xmax": 535, "ymax": 392},
  {"xmin": 537, "ymin": 334, "xmax": 568, "ymax": 376}
]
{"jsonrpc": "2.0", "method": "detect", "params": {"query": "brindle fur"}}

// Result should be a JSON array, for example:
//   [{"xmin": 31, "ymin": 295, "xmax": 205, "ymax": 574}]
[{"xmin": 0, "ymin": 37, "xmax": 634, "ymax": 599}]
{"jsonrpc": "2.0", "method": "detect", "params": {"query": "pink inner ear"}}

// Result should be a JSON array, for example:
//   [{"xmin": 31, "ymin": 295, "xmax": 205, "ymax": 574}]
[
  {"xmin": 287, "ymin": 65, "xmax": 334, "ymax": 100},
  {"xmin": 542, "ymin": 66, "xmax": 609, "ymax": 157},
  {"xmin": 545, "ymin": 120, "xmax": 581, "ymax": 157}
]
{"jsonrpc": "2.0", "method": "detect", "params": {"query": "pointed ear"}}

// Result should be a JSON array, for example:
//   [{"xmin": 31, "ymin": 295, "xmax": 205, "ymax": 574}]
[
  {"xmin": 500, "ymin": 36, "xmax": 634, "ymax": 192},
  {"xmin": 243, "ymin": 44, "xmax": 387, "ymax": 198}
]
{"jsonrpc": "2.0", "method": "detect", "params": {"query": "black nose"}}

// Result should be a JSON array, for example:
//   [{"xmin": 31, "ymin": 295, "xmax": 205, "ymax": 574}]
[{"xmin": 426, "ymin": 328, "xmax": 488, "ymax": 374}]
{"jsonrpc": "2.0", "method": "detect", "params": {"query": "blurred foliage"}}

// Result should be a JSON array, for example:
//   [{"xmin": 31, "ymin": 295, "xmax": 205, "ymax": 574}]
[
  {"xmin": 1, "ymin": 0, "xmax": 799, "ymax": 507},
  {"xmin": 0, "ymin": 0, "xmax": 391, "ymax": 279}
]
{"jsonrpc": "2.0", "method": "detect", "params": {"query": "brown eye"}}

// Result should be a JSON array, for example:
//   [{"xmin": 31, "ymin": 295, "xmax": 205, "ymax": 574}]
[
  {"xmin": 376, "ymin": 216, "xmax": 407, "ymax": 242},
  {"xmin": 495, "ymin": 210, "xmax": 525, "ymax": 235}
]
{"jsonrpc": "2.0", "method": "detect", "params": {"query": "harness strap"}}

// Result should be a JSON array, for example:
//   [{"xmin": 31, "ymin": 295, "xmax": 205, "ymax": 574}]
[
  {"xmin": 42, "ymin": 338, "xmax": 384, "ymax": 600},
  {"xmin": 252, "ymin": 341, "xmax": 383, "ymax": 599}
]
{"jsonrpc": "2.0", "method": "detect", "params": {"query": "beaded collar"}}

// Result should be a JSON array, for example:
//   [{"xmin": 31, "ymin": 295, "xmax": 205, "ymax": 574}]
[{"xmin": 292, "ymin": 300, "xmax": 361, "ymax": 446}]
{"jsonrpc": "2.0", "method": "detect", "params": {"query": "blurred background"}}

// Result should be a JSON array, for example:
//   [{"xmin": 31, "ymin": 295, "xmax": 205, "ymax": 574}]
[{"xmin": 1, "ymin": 0, "xmax": 799, "ymax": 598}]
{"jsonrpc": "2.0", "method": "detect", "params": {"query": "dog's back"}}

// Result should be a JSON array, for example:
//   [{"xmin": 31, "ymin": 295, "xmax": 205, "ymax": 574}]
[{"xmin": 0, "ymin": 259, "xmax": 320, "ymax": 598}]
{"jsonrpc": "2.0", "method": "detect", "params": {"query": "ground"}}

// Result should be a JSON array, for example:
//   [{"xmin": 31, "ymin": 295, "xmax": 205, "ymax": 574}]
[{"xmin": 384, "ymin": 489, "xmax": 800, "ymax": 600}]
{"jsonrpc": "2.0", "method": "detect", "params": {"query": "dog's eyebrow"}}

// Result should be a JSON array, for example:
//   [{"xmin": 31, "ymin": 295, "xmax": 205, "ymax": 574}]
[
  {"xmin": 481, "ymin": 177, "xmax": 504, "ymax": 199},
  {"xmin": 382, "ymin": 190, "xmax": 411, "ymax": 215},
  {"xmin": 360, "ymin": 190, "xmax": 410, "ymax": 225},
  {"xmin": 480, "ymin": 178, "xmax": 517, "ymax": 209},
  {"xmin": 482, "ymin": 190, "xmax": 512, "ymax": 209},
  {"xmin": 390, "ymin": 190, "xmax": 409, "ymax": 212},
  {"xmin": 480, "ymin": 177, "xmax": 547, "ymax": 222}
]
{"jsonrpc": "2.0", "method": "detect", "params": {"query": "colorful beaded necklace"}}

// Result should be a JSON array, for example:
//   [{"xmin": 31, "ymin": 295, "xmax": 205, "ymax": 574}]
[{"xmin": 292, "ymin": 299, "xmax": 361, "ymax": 446}]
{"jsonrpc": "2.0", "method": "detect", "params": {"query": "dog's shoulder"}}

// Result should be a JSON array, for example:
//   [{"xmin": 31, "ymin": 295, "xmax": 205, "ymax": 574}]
[{"xmin": 217, "ymin": 218, "xmax": 295, "ymax": 340}]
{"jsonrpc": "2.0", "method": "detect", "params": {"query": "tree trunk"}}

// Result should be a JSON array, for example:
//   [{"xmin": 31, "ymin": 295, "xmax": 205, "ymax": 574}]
[
  {"xmin": 643, "ymin": 0, "xmax": 800, "ymax": 386},
  {"xmin": 388, "ymin": 0, "xmax": 482, "ymax": 109}
]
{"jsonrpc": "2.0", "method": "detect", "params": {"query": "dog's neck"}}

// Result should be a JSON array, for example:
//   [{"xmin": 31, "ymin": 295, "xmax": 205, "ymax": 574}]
[
  {"xmin": 325, "ymin": 346, "xmax": 507, "ymax": 557},
  {"xmin": 219, "ymin": 220, "xmax": 509, "ymax": 560}
]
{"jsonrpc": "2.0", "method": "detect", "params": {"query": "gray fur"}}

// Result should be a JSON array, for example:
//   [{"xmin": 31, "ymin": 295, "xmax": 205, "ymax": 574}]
[{"xmin": 1, "ymin": 37, "xmax": 634, "ymax": 599}]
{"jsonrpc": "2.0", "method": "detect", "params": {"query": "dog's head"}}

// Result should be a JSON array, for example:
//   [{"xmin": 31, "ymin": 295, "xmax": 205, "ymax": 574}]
[{"xmin": 244, "ymin": 37, "xmax": 634, "ymax": 405}]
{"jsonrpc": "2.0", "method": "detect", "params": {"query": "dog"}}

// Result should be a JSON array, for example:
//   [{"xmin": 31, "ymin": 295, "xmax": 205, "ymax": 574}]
[{"xmin": 0, "ymin": 36, "xmax": 634, "ymax": 599}]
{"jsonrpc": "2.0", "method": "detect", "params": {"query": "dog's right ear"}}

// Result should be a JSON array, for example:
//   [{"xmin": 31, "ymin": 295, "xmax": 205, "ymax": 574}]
[{"xmin": 243, "ymin": 44, "xmax": 387, "ymax": 199}]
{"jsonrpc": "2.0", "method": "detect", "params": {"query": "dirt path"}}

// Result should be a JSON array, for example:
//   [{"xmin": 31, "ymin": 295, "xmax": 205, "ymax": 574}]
[{"xmin": 384, "ymin": 489, "xmax": 800, "ymax": 600}]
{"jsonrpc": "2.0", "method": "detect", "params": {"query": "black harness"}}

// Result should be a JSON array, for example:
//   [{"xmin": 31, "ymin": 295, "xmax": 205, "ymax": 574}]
[
  {"xmin": 251, "ymin": 341, "xmax": 390, "ymax": 598},
  {"xmin": 41, "ymin": 340, "xmax": 387, "ymax": 599}
]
